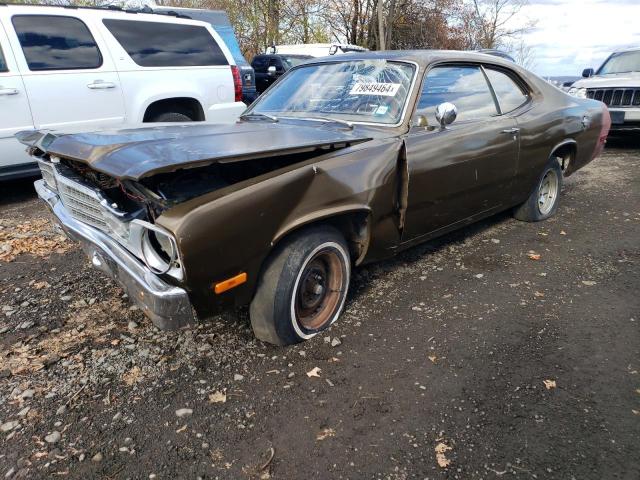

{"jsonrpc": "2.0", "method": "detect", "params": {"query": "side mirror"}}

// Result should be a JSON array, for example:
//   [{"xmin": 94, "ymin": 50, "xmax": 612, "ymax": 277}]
[
  {"xmin": 435, "ymin": 102, "xmax": 457, "ymax": 129},
  {"xmin": 582, "ymin": 68, "xmax": 594, "ymax": 78},
  {"xmin": 267, "ymin": 65, "xmax": 277, "ymax": 76}
]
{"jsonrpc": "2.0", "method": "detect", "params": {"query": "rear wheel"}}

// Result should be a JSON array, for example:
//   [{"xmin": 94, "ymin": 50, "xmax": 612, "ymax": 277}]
[
  {"xmin": 150, "ymin": 112, "xmax": 193, "ymax": 123},
  {"xmin": 513, "ymin": 157, "xmax": 563, "ymax": 222},
  {"xmin": 250, "ymin": 226, "xmax": 351, "ymax": 345}
]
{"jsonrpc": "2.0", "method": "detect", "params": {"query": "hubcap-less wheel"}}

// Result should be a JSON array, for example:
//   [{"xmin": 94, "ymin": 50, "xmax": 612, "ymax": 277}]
[
  {"xmin": 294, "ymin": 247, "xmax": 345, "ymax": 331},
  {"xmin": 538, "ymin": 169, "xmax": 559, "ymax": 215}
]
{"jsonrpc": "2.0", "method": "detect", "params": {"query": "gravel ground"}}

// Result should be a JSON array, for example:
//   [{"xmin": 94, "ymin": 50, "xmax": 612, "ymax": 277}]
[{"xmin": 0, "ymin": 142, "xmax": 638, "ymax": 479}]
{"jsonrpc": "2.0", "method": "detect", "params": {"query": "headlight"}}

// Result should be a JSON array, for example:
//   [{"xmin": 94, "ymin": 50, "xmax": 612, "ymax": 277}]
[
  {"xmin": 135, "ymin": 222, "xmax": 183, "ymax": 279},
  {"xmin": 568, "ymin": 87, "xmax": 587, "ymax": 98}
]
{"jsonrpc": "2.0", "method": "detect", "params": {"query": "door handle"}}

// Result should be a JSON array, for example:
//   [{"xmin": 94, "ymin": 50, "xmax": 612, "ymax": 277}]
[
  {"xmin": 87, "ymin": 81, "xmax": 116, "ymax": 89},
  {"xmin": 0, "ymin": 87, "xmax": 19, "ymax": 96},
  {"xmin": 501, "ymin": 128, "xmax": 520, "ymax": 134}
]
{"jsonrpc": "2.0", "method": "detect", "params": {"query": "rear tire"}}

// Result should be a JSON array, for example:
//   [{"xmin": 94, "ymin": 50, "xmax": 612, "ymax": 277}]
[
  {"xmin": 513, "ymin": 157, "xmax": 563, "ymax": 222},
  {"xmin": 150, "ymin": 112, "xmax": 193, "ymax": 122},
  {"xmin": 250, "ymin": 226, "xmax": 351, "ymax": 346}
]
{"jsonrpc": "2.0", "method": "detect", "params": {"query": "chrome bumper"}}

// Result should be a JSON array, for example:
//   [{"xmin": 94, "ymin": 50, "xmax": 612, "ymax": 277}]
[{"xmin": 35, "ymin": 179, "xmax": 195, "ymax": 330}]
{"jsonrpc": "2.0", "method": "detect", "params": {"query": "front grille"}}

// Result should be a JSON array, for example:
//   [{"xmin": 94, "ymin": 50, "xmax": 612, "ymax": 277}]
[
  {"xmin": 37, "ymin": 160, "xmax": 113, "ymax": 234},
  {"xmin": 39, "ymin": 161, "xmax": 56, "ymax": 190},
  {"xmin": 57, "ymin": 180, "xmax": 110, "ymax": 231},
  {"xmin": 587, "ymin": 87, "xmax": 640, "ymax": 107}
]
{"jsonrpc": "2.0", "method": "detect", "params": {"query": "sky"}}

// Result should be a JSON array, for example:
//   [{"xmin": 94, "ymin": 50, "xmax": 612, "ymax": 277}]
[{"xmin": 517, "ymin": 0, "xmax": 640, "ymax": 77}]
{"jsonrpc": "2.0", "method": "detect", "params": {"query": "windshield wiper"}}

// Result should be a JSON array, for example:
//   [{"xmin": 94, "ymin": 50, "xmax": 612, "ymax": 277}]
[
  {"xmin": 239, "ymin": 112, "xmax": 279, "ymax": 122},
  {"xmin": 299, "ymin": 116, "xmax": 354, "ymax": 130}
]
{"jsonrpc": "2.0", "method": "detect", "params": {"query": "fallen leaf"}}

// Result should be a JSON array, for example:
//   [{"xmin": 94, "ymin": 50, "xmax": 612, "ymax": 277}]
[
  {"xmin": 428, "ymin": 355, "xmax": 438, "ymax": 364},
  {"xmin": 316, "ymin": 428, "xmax": 336, "ymax": 441},
  {"xmin": 306, "ymin": 367, "xmax": 321, "ymax": 378},
  {"xmin": 633, "ymin": 410, "xmax": 639, "ymax": 416},
  {"xmin": 581, "ymin": 280, "xmax": 597, "ymax": 286},
  {"xmin": 527, "ymin": 253, "xmax": 541, "ymax": 260},
  {"xmin": 122, "ymin": 366, "xmax": 142, "ymax": 386},
  {"xmin": 560, "ymin": 230, "xmax": 567, "ymax": 235},
  {"xmin": 543, "ymin": 379, "xmax": 557, "ymax": 390},
  {"xmin": 176, "ymin": 425, "xmax": 187, "ymax": 433},
  {"xmin": 534, "ymin": 291, "xmax": 545, "ymax": 298},
  {"xmin": 209, "ymin": 391, "xmax": 227, "ymax": 404},
  {"xmin": 434, "ymin": 442, "xmax": 452, "ymax": 468}
]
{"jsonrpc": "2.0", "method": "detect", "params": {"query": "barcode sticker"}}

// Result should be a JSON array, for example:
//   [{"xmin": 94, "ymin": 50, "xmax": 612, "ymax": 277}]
[{"xmin": 349, "ymin": 82, "xmax": 401, "ymax": 96}]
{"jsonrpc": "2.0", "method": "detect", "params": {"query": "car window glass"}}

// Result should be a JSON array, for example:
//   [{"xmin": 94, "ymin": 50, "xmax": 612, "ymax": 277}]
[
  {"xmin": 417, "ymin": 66, "xmax": 497, "ymax": 123},
  {"xmin": 485, "ymin": 68, "xmax": 528, "ymax": 113},
  {"xmin": 252, "ymin": 56, "xmax": 267, "ymax": 71},
  {"xmin": 103, "ymin": 19, "xmax": 227, "ymax": 67},
  {"xmin": 12, "ymin": 15, "xmax": 102, "ymax": 71},
  {"xmin": 0, "ymin": 44, "xmax": 7, "ymax": 72}
]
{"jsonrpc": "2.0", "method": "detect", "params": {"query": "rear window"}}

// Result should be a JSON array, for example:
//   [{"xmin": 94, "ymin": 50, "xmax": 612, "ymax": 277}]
[
  {"xmin": 103, "ymin": 19, "xmax": 228, "ymax": 67},
  {"xmin": 251, "ymin": 56, "xmax": 268, "ymax": 71},
  {"xmin": 12, "ymin": 15, "xmax": 102, "ymax": 71}
]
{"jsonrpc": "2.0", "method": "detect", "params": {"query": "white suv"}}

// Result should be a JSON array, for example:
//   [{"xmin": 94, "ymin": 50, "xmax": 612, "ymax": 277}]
[{"xmin": 0, "ymin": 4, "xmax": 245, "ymax": 180}]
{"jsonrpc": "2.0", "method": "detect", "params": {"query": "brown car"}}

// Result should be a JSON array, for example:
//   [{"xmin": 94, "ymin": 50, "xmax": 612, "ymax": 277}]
[{"xmin": 21, "ymin": 50, "xmax": 611, "ymax": 345}]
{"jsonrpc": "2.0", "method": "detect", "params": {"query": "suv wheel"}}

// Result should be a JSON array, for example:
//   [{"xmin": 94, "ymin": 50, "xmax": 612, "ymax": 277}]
[{"xmin": 150, "ymin": 112, "xmax": 193, "ymax": 122}]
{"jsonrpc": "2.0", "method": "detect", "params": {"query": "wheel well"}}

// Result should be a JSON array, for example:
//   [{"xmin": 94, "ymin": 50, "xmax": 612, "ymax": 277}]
[
  {"xmin": 551, "ymin": 142, "xmax": 577, "ymax": 171},
  {"xmin": 143, "ymin": 97, "xmax": 205, "ymax": 122},
  {"xmin": 274, "ymin": 212, "xmax": 371, "ymax": 266}
]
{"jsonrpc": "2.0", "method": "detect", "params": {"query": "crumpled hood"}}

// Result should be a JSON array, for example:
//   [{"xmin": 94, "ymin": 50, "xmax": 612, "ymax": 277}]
[
  {"xmin": 17, "ymin": 121, "xmax": 372, "ymax": 181},
  {"xmin": 572, "ymin": 71, "xmax": 640, "ymax": 89}
]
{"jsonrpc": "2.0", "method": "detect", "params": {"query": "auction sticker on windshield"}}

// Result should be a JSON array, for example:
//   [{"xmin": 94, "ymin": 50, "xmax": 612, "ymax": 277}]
[{"xmin": 350, "ymin": 82, "xmax": 401, "ymax": 96}]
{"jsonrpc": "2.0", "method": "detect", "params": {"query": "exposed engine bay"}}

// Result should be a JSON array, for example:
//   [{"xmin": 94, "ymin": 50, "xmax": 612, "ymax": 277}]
[{"xmin": 59, "ymin": 146, "xmax": 343, "ymax": 219}]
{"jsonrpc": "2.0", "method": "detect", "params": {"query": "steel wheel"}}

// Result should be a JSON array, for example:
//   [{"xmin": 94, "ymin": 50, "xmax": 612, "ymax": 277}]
[
  {"xmin": 294, "ymin": 245, "xmax": 346, "ymax": 331},
  {"xmin": 537, "ymin": 169, "xmax": 559, "ymax": 215}
]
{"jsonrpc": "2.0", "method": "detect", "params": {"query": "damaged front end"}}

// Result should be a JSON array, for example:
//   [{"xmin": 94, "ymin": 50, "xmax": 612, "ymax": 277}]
[{"xmin": 19, "ymin": 124, "xmax": 373, "ymax": 329}]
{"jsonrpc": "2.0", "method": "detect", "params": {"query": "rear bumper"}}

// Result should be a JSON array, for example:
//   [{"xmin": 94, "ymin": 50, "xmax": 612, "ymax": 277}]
[{"xmin": 35, "ymin": 179, "xmax": 195, "ymax": 330}]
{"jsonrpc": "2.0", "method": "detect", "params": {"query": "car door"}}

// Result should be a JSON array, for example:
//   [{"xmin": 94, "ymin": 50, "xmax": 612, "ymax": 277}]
[
  {"xmin": 7, "ymin": 13, "xmax": 126, "ymax": 133},
  {"xmin": 0, "ymin": 20, "xmax": 34, "ymax": 173},
  {"xmin": 402, "ymin": 64, "xmax": 520, "ymax": 242}
]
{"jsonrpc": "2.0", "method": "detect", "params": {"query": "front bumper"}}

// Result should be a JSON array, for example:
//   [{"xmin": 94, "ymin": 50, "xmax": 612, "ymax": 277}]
[
  {"xmin": 608, "ymin": 108, "xmax": 640, "ymax": 132},
  {"xmin": 35, "ymin": 179, "xmax": 195, "ymax": 330}
]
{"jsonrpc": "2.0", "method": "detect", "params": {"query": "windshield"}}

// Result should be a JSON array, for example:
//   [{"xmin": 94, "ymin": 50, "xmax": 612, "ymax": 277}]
[
  {"xmin": 281, "ymin": 56, "xmax": 312, "ymax": 68},
  {"xmin": 598, "ymin": 50, "xmax": 640, "ymax": 75},
  {"xmin": 247, "ymin": 60, "xmax": 416, "ymax": 125}
]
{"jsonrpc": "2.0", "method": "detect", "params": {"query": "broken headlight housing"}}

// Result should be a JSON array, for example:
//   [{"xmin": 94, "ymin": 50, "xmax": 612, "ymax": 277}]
[{"xmin": 132, "ymin": 220, "xmax": 183, "ymax": 280}]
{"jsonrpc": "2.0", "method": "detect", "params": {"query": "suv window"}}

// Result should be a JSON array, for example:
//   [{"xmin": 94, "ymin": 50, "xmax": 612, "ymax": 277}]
[
  {"xmin": 12, "ymin": 15, "xmax": 102, "ymax": 71},
  {"xmin": 485, "ymin": 68, "xmax": 528, "ymax": 113},
  {"xmin": 0, "ymin": 45, "xmax": 7, "ymax": 72},
  {"xmin": 418, "ymin": 66, "xmax": 497, "ymax": 123},
  {"xmin": 103, "ymin": 19, "xmax": 227, "ymax": 67}
]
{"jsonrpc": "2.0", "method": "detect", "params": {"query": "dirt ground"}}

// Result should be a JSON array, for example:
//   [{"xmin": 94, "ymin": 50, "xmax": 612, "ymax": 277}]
[{"xmin": 0, "ymin": 141, "xmax": 638, "ymax": 479}]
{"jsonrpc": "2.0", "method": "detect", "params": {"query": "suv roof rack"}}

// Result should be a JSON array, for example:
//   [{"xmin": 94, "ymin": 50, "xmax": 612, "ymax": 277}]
[{"xmin": 0, "ymin": 2, "xmax": 192, "ymax": 19}]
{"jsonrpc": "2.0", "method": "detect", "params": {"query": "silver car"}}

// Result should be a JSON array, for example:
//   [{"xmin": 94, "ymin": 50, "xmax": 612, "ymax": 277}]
[{"xmin": 569, "ymin": 47, "xmax": 640, "ymax": 134}]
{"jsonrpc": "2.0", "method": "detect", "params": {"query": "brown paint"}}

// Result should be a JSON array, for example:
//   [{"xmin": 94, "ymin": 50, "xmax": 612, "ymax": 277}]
[{"xmin": 21, "ymin": 50, "xmax": 608, "ymax": 321}]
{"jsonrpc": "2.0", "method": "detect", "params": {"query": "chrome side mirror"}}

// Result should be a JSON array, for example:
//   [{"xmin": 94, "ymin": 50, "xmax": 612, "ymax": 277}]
[
  {"xmin": 267, "ymin": 65, "xmax": 277, "ymax": 76},
  {"xmin": 435, "ymin": 102, "xmax": 457, "ymax": 129}
]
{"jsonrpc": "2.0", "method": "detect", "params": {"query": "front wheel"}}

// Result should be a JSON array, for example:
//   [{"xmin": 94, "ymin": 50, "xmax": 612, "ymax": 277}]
[
  {"xmin": 250, "ymin": 226, "xmax": 351, "ymax": 345},
  {"xmin": 513, "ymin": 157, "xmax": 563, "ymax": 222}
]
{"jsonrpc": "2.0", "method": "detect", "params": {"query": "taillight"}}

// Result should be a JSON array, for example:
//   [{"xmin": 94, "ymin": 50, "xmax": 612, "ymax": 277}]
[
  {"xmin": 592, "ymin": 104, "xmax": 611, "ymax": 160},
  {"xmin": 231, "ymin": 66, "xmax": 242, "ymax": 102}
]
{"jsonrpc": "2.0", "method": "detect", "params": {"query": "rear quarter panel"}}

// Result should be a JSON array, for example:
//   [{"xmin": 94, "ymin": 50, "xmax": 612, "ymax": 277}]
[
  {"xmin": 514, "ymin": 77, "xmax": 604, "ymax": 202},
  {"xmin": 157, "ymin": 137, "xmax": 403, "ymax": 318}
]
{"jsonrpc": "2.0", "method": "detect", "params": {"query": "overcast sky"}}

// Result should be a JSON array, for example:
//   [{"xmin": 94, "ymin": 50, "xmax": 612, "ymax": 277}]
[{"xmin": 518, "ymin": 0, "xmax": 640, "ymax": 77}]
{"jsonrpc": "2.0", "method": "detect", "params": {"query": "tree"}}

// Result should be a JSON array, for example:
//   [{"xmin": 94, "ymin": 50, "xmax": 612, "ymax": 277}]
[{"xmin": 460, "ymin": 0, "xmax": 536, "ymax": 49}]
